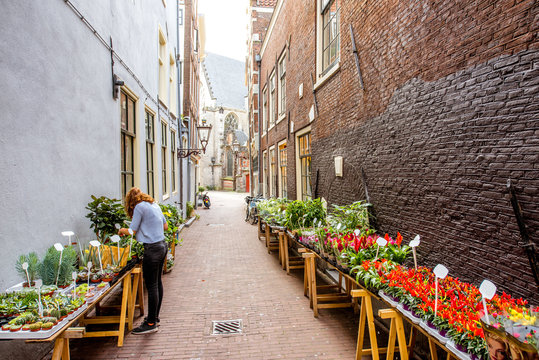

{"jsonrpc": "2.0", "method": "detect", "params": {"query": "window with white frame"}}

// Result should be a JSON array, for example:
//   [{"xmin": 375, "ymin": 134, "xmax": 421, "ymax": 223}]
[
  {"xmin": 263, "ymin": 150, "xmax": 268, "ymax": 198},
  {"xmin": 296, "ymin": 129, "xmax": 312, "ymax": 200},
  {"xmin": 269, "ymin": 146, "xmax": 276, "ymax": 197},
  {"xmin": 161, "ymin": 121, "xmax": 168, "ymax": 196},
  {"xmin": 262, "ymin": 87, "xmax": 268, "ymax": 134},
  {"xmin": 269, "ymin": 72, "xmax": 276, "ymax": 127},
  {"xmin": 121, "ymin": 90, "xmax": 137, "ymax": 199},
  {"xmin": 318, "ymin": 0, "xmax": 340, "ymax": 76},
  {"xmin": 169, "ymin": 53, "xmax": 177, "ymax": 115},
  {"xmin": 170, "ymin": 129, "xmax": 176, "ymax": 193},
  {"xmin": 278, "ymin": 142, "xmax": 287, "ymax": 198},
  {"xmin": 145, "ymin": 109, "xmax": 155, "ymax": 198},
  {"xmin": 158, "ymin": 27, "xmax": 168, "ymax": 106},
  {"xmin": 278, "ymin": 53, "xmax": 286, "ymax": 117}
]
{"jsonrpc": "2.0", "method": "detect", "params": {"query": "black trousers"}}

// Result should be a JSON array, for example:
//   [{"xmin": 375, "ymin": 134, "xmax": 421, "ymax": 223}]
[{"xmin": 142, "ymin": 240, "xmax": 167, "ymax": 323}]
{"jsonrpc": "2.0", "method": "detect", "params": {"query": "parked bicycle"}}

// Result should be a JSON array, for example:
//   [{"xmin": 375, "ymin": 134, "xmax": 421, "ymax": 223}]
[{"xmin": 244, "ymin": 194, "xmax": 263, "ymax": 225}]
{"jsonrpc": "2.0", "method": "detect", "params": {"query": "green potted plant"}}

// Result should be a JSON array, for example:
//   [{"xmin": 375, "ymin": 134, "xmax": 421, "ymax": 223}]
[
  {"xmin": 85, "ymin": 195, "xmax": 128, "ymax": 243},
  {"xmin": 39, "ymin": 245, "xmax": 78, "ymax": 286},
  {"xmin": 15, "ymin": 252, "xmax": 40, "ymax": 286}
]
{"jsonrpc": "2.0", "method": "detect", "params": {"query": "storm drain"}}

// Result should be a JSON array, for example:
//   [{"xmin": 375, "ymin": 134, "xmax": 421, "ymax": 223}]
[{"xmin": 212, "ymin": 319, "xmax": 242, "ymax": 335}]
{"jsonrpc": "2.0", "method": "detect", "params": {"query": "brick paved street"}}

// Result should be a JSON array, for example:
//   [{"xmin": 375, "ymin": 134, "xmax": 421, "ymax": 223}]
[{"xmin": 44, "ymin": 191, "xmax": 363, "ymax": 359}]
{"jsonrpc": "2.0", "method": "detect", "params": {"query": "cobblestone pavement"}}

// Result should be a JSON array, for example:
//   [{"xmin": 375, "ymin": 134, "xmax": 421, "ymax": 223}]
[{"xmin": 43, "ymin": 191, "xmax": 364, "ymax": 359}]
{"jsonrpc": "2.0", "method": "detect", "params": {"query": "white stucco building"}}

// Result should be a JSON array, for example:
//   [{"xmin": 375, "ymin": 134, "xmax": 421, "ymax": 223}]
[
  {"xmin": 0, "ymin": 1, "xmax": 190, "ymax": 289},
  {"xmin": 199, "ymin": 53, "xmax": 249, "ymax": 192}
]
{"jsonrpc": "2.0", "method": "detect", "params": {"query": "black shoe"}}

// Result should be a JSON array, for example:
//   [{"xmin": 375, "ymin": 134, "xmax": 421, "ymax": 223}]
[
  {"xmin": 132, "ymin": 321, "xmax": 158, "ymax": 335},
  {"xmin": 144, "ymin": 317, "xmax": 160, "ymax": 326}
]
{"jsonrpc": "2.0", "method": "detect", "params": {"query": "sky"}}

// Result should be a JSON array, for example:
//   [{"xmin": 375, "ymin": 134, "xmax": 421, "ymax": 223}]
[{"xmin": 198, "ymin": 0, "xmax": 248, "ymax": 61}]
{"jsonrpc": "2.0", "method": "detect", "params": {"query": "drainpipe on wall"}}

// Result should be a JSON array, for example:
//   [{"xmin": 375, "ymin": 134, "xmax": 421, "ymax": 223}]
[
  {"xmin": 176, "ymin": 0, "xmax": 183, "ymax": 216},
  {"xmin": 256, "ymin": 55, "xmax": 262, "ymax": 196}
]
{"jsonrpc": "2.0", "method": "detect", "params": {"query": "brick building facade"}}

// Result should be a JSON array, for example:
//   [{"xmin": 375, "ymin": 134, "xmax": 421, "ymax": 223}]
[
  {"xmin": 247, "ymin": 0, "xmax": 276, "ymax": 195},
  {"xmin": 249, "ymin": 0, "xmax": 539, "ymax": 300}
]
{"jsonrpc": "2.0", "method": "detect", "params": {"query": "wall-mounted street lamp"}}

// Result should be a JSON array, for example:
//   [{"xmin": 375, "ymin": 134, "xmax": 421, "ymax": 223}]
[{"xmin": 177, "ymin": 118, "xmax": 212, "ymax": 158}]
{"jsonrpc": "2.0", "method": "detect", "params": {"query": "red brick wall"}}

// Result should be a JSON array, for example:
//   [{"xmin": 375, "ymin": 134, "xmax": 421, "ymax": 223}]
[{"xmin": 255, "ymin": 0, "xmax": 539, "ymax": 299}]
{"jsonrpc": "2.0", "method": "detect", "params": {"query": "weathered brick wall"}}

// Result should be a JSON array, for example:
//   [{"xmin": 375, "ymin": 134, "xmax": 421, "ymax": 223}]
[
  {"xmin": 256, "ymin": 0, "xmax": 538, "ymax": 299},
  {"xmin": 259, "ymin": 0, "xmax": 317, "ymax": 199},
  {"xmin": 310, "ymin": 0, "xmax": 538, "ymax": 300}
]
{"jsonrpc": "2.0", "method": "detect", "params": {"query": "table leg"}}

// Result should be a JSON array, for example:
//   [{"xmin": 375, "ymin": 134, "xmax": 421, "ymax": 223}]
[{"xmin": 117, "ymin": 274, "xmax": 131, "ymax": 347}]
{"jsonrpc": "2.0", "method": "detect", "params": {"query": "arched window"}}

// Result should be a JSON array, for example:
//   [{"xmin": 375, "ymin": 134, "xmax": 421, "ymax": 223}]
[{"xmin": 224, "ymin": 113, "xmax": 238, "ymax": 136}]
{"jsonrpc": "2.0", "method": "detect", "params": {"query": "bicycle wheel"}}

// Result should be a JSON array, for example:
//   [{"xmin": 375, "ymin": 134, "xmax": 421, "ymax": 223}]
[{"xmin": 249, "ymin": 209, "xmax": 258, "ymax": 225}]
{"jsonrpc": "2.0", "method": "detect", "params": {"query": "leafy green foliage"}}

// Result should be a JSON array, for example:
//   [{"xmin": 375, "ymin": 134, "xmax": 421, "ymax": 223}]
[
  {"xmin": 39, "ymin": 246, "xmax": 78, "ymax": 286},
  {"xmin": 284, "ymin": 198, "xmax": 326, "ymax": 230},
  {"xmin": 15, "ymin": 252, "xmax": 40, "ymax": 283},
  {"xmin": 85, "ymin": 195, "xmax": 128, "ymax": 242},
  {"xmin": 186, "ymin": 201, "xmax": 194, "ymax": 218},
  {"xmin": 160, "ymin": 203, "xmax": 184, "ymax": 246},
  {"xmin": 257, "ymin": 198, "xmax": 289, "ymax": 226},
  {"xmin": 327, "ymin": 200, "xmax": 372, "ymax": 230}
]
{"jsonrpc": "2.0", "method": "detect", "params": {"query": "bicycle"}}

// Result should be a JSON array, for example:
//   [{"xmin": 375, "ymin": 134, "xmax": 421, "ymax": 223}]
[{"xmin": 245, "ymin": 194, "xmax": 263, "ymax": 225}]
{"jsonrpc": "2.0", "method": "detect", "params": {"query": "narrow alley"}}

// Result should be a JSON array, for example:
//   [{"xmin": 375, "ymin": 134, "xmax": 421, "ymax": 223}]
[{"xmin": 48, "ymin": 192, "xmax": 359, "ymax": 359}]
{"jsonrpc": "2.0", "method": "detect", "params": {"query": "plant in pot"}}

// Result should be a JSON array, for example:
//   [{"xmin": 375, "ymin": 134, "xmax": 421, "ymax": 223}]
[
  {"xmin": 85, "ymin": 195, "xmax": 128, "ymax": 243},
  {"xmin": 15, "ymin": 252, "xmax": 40, "ymax": 286},
  {"xmin": 39, "ymin": 245, "xmax": 78, "ymax": 287}
]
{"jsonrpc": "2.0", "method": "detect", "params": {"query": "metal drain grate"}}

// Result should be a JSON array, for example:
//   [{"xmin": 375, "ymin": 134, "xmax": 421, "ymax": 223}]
[{"xmin": 212, "ymin": 319, "xmax": 242, "ymax": 335}]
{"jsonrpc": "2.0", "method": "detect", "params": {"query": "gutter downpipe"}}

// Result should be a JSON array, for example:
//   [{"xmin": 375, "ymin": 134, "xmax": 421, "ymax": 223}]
[
  {"xmin": 257, "ymin": 56, "xmax": 262, "ymax": 196},
  {"xmin": 176, "ymin": 0, "xmax": 185, "ymax": 216}
]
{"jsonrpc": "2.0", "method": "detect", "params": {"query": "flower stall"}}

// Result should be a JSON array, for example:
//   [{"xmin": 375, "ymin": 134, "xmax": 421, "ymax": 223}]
[
  {"xmin": 0, "ymin": 194, "xmax": 188, "ymax": 359},
  {"xmin": 255, "ymin": 198, "xmax": 538, "ymax": 360}
]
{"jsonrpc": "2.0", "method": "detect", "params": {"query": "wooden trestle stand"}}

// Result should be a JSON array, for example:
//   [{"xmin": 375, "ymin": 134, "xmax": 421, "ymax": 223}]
[{"xmin": 33, "ymin": 264, "xmax": 144, "ymax": 360}]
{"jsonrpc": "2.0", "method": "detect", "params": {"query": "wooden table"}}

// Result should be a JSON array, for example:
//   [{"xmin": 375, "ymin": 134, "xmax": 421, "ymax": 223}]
[
  {"xmin": 28, "ymin": 263, "xmax": 144, "ymax": 360},
  {"xmin": 285, "ymin": 231, "xmax": 463, "ymax": 360}
]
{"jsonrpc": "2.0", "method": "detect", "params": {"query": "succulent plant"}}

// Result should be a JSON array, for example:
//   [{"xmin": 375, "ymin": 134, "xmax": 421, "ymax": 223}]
[
  {"xmin": 29, "ymin": 323, "xmax": 41, "ymax": 331},
  {"xmin": 41, "ymin": 322, "xmax": 54, "ymax": 330}
]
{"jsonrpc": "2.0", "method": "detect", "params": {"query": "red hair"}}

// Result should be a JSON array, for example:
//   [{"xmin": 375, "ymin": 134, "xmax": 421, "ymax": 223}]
[{"xmin": 124, "ymin": 187, "xmax": 154, "ymax": 218}]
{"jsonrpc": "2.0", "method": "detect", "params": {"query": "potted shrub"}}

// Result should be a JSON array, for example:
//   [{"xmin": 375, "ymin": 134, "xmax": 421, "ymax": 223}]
[
  {"xmin": 15, "ymin": 252, "xmax": 39, "ymax": 286},
  {"xmin": 85, "ymin": 195, "xmax": 128, "ymax": 243}
]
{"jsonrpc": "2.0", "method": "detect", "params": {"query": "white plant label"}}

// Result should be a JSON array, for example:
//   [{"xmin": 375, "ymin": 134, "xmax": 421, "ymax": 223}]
[
  {"xmin": 373, "ymin": 237, "xmax": 388, "ymax": 262},
  {"xmin": 409, "ymin": 235, "xmax": 420, "ymax": 248},
  {"xmin": 90, "ymin": 241, "xmax": 103, "ymax": 272},
  {"xmin": 433, "ymin": 264, "xmax": 448, "ymax": 279},
  {"xmin": 54, "ymin": 243, "xmax": 64, "ymax": 286},
  {"xmin": 354, "ymin": 229, "xmax": 360, "ymax": 236},
  {"xmin": 87, "ymin": 261, "xmax": 92, "ymax": 290},
  {"xmin": 62, "ymin": 230, "xmax": 74, "ymax": 246},
  {"xmin": 433, "ymin": 264, "xmax": 449, "ymax": 316},
  {"xmin": 22, "ymin": 262, "xmax": 30, "ymax": 285},
  {"xmin": 128, "ymin": 229, "xmax": 134, "ymax": 235},
  {"xmin": 35, "ymin": 279, "xmax": 43, "ymax": 316},
  {"xmin": 410, "ymin": 235, "xmax": 420, "ymax": 270},
  {"xmin": 115, "ymin": 224, "xmax": 121, "ymax": 230},
  {"xmin": 111, "ymin": 234, "xmax": 121, "ymax": 263},
  {"xmin": 479, "ymin": 279, "xmax": 497, "ymax": 325}
]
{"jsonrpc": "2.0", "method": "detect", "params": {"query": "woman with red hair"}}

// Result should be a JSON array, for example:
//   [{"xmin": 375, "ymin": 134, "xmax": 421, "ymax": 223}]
[{"xmin": 119, "ymin": 187, "xmax": 168, "ymax": 334}]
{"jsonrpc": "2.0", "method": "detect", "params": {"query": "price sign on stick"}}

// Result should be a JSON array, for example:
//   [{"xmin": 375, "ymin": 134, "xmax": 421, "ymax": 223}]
[
  {"xmin": 22, "ymin": 262, "xmax": 30, "ymax": 285},
  {"xmin": 409, "ymin": 235, "xmax": 421, "ymax": 270},
  {"xmin": 110, "ymin": 235, "xmax": 121, "ymax": 264},
  {"xmin": 35, "ymin": 279, "xmax": 43, "ymax": 317},
  {"xmin": 433, "ymin": 264, "xmax": 449, "ymax": 316},
  {"xmin": 61, "ymin": 230, "xmax": 74, "ymax": 246},
  {"xmin": 54, "ymin": 243, "xmax": 64, "ymax": 286},
  {"xmin": 72, "ymin": 272, "xmax": 77, "ymax": 298},
  {"xmin": 128, "ymin": 229, "xmax": 134, "ymax": 257},
  {"xmin": 89, "ymin": 240, "xmax": 103, "ymax": 272},
  {"xmin": 354, "ymin": 229, "xmax": 360, "ymax": 236},
  {"xmin": 479, "ymin": 280, "xmax": 497, "ymax": 325},
  {"xmin": 374, "ymin": 237, "xmax": 388, "ymax": 262},
  {"xmin": 87, "ymin": 261, "xmax": 92, "ymax": 290}
]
